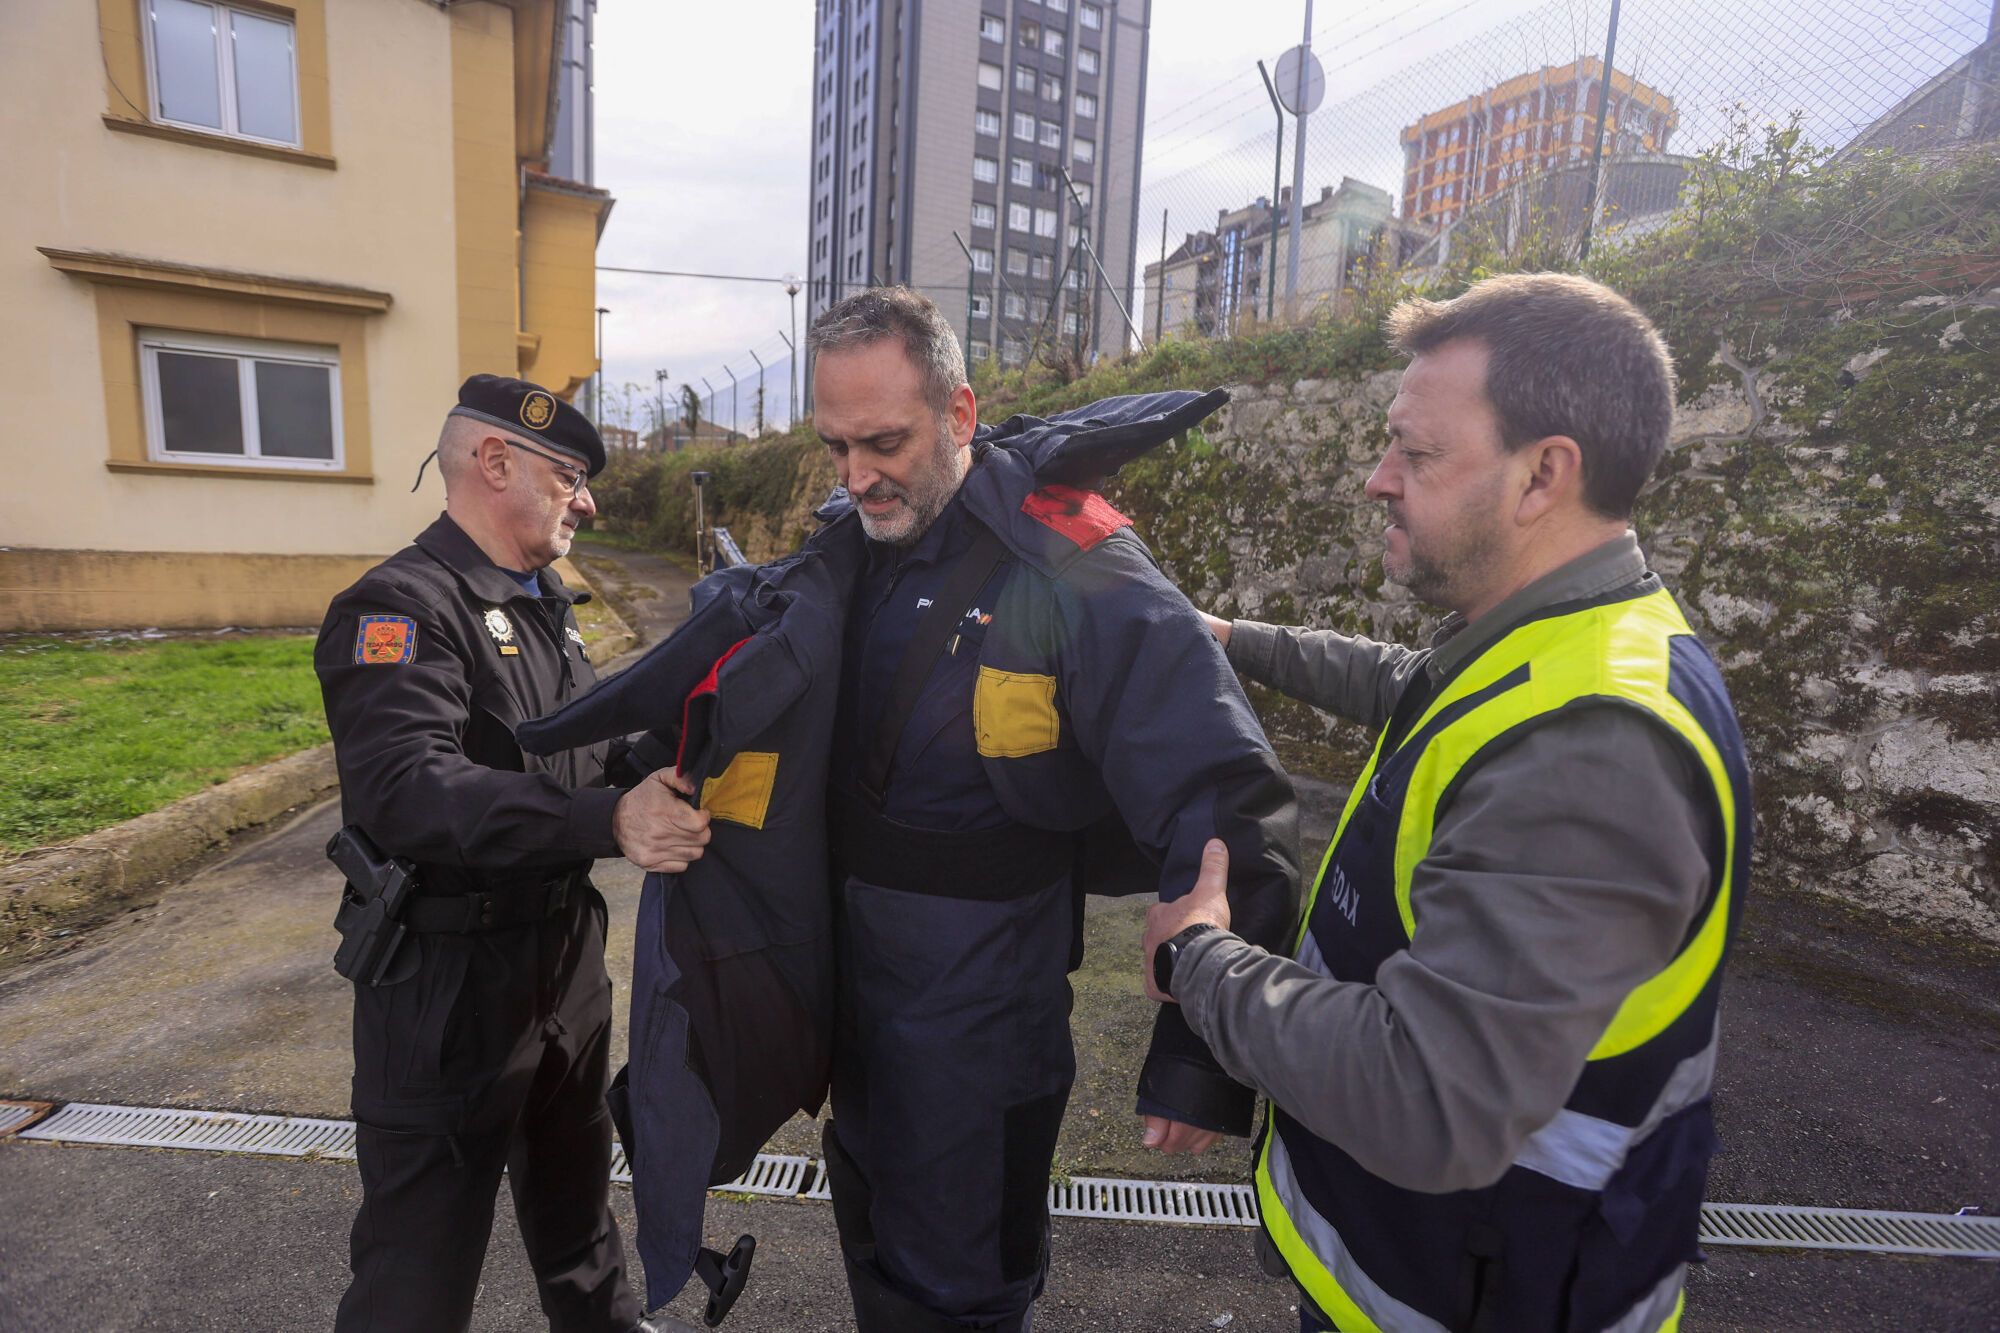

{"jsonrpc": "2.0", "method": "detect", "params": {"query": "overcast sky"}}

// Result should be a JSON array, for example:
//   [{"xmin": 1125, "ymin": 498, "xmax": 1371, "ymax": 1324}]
[{"xmin": 588, "ymin": 0, "xmax": 1992, "ymax": 432}]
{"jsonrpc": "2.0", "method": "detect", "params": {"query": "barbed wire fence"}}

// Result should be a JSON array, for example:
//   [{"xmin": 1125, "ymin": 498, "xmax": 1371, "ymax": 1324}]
[{"xmin": 1125, "ymin": 0, "xmax": 1996, "ymax": 350}]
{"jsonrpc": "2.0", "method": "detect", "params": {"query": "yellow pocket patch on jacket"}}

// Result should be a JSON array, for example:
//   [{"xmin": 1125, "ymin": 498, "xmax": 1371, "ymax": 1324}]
[
  {"xmin": 700, "ymin": 752, "xmax": 778, "ymax": 829},
  {"xmin": 974, "ymin": 668, "xmax": 1060, "ymax": 758}
]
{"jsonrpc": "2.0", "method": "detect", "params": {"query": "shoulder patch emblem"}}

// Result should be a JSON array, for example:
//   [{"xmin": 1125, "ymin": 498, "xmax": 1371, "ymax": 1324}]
[
  {"xmin": 565, "ymin": 626, "xmax": 587, "ymax": 647},
  {"xmin": 355, "ymin": 615, "xmax": 418, "ymax": 666},
  {"xmin": 1021, "ymin": 483, "xmax": 1131, "ymax": 552},
  {"xmin": 483, "ymin": 608, "xmax": 515, "ymax": 644}
]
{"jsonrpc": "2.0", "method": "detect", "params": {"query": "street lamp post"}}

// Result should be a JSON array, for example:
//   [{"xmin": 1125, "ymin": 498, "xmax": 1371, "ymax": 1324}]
[
  {"xmin": 592, "ymin": 305, "xmax": 609, "ymax": 423},
  {"xmin": 653, "ymin": 368, "xmax": 669, "ymax": 451},
  {"xmin": 776, "ymin": 329, "xmax": 795, "ymax": 430},
  {"xmin": 748, "ymin": 350, "xmax": 766, "ymax": 437},
  {"xmin": 784, "ymin": 276, "xmax": 802, "ymax": 425}
]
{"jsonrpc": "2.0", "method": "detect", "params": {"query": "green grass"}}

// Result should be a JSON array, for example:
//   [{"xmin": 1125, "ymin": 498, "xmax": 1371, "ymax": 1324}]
[{"xmin": 0, "ymin": 634, "xmax": 328, "ymax": 854}]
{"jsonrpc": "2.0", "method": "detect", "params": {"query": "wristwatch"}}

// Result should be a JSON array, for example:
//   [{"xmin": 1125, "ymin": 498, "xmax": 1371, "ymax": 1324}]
[{"xmin": 1153, "ymin": 922, "xmax": 1220, "ymax": 1000}]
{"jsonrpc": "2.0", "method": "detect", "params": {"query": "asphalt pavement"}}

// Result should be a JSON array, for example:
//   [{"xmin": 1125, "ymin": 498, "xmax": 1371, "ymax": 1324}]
[{"xmin": 2, "ymin": 540, "xmax": 1996, "ymax": 1330}]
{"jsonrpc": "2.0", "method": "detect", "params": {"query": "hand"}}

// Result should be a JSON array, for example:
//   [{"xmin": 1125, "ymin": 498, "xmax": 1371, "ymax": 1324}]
[
  {"xmin": 1199, "ymin": 611, "xmax": 1232, "ymax": 646},
  {"xmin": 1142, "ymin": 1115, "xmax": 1223, "ymax": 1156},
  {"xmin": 1142, "ymin": 838, "xmax": 1233, "ymax": 1003},
  {"xmin": 613, "ymin": 767, "xmax": 712, "ymax": 872}
]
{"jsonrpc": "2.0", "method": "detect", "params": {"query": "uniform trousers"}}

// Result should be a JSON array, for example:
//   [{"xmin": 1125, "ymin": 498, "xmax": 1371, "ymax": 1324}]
[{"xmin": 335, "ymin": 886, "xmax": 640, "ymax": 1333}]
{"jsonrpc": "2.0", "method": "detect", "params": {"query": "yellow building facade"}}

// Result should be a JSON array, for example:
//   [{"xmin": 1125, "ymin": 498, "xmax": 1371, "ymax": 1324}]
[{"xmin": 0, "ymin": 0, "xmax": 612, "ymax": 630}]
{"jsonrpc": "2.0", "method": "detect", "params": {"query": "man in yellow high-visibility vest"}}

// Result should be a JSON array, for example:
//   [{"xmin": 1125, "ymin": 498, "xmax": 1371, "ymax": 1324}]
[{"xmin": 1145, "ymin": 273, "xmax": 1749, "ymax": 1333}]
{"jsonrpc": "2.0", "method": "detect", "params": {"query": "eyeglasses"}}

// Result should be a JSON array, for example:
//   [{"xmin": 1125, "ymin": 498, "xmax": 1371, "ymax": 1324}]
[{"xmin": 501, "ymin": 439, "xmax": 590, "ymax": 496}]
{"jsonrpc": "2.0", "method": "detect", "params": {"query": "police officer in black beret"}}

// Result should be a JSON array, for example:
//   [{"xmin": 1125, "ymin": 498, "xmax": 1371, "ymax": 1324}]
[{"xmin": 315, "ymin": 375, "xmax": 708, "ymax": 1333}]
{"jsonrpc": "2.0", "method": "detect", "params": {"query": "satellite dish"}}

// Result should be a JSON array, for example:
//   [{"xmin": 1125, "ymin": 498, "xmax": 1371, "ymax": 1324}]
[{"xmin": 1275, "ymin": 44, "xmax": 1325, "ymax": 116}]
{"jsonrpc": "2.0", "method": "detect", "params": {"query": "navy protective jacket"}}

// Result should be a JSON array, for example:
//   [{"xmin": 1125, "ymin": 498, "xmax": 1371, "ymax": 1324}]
[{"xmin": 518, "ymin": 388, "xmax": 1301, "ymax": 1310}]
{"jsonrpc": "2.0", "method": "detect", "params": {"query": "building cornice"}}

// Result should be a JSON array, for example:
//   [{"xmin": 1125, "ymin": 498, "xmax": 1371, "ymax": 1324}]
[{"xmin": 38, "ymin": 248, "xmax": 393, "ymax": 314}]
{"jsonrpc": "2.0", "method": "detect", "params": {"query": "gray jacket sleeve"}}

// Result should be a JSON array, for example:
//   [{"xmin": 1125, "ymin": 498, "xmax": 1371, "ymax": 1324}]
[
  {"xmin": 1224, "ymin": 620, "xmax": 1426, "ymax": 729},
  {"xmin": 1173, "ymin": 706, "xmax": 1714, "ymax": 1193}
]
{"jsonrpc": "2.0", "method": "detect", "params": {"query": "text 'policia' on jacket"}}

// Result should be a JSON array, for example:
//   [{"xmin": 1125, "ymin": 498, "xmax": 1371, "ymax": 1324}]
[
  {"xmin": 516, "ymin": 388, "xmax": 1303, "ymax": 1313},
  {"xmin": 1259, "ymin": 584, "xmax": 1752, "ymax": 1333}
]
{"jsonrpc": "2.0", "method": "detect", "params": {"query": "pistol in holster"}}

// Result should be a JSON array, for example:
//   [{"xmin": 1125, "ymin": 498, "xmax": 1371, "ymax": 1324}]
[{"xmin": 327, "ymin": 824, "xmax": 420, "ymax": 985}]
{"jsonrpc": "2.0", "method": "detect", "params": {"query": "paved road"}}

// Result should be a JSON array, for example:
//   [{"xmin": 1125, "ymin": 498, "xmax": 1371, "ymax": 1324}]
[{"xmin": 2, "ymin": 540, "xmax": 1996, "ymax": 1329}]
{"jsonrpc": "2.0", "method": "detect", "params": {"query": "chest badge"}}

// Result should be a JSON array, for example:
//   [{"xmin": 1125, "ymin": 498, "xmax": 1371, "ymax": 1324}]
[
  {"xmin": 565, "ymin": 626, "xmax": 587, "ymax": 648},
  {"xmin": 483, "ymin": 608, "xmax": 516, "ymax": 644}
]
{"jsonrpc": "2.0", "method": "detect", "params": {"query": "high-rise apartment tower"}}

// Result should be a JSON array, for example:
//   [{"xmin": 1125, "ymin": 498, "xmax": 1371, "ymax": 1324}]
[{"xmin": 807, "ymin": 0, "xmax": 1151, "ymax": 380}]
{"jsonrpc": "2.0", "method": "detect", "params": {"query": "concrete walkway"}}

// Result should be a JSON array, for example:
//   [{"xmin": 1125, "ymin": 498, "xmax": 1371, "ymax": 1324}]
[{"xmin": 2, "ymin": 539, "xmax": 1996, "ymax": 1328}]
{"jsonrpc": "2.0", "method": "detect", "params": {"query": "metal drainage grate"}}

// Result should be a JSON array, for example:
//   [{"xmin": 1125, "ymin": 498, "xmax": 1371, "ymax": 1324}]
[
  {"xmin": 1699, "ymin": 1202, "xmax": 2000, "ymax": 1260},
  {"xmin": 19, "ymin": 1102, "xmax": 356, "ymax": 1160},
  {"xmin": 0, "ymin": 1101, "xmax": 52, "ymax": 1137},
  {"xmin": 13, "ymin": 1101, "xmax": 1999, "ymax": 1259},
  {"xmin": 1052, "ymin": 1176, "xmax": 1259, "ymax": 1228}
]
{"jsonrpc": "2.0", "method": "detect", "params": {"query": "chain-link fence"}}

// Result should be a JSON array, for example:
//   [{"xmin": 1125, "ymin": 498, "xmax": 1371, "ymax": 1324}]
[{"xmin": 1127, "ymin": 0, "xmax": 1997, "ymax": 347}]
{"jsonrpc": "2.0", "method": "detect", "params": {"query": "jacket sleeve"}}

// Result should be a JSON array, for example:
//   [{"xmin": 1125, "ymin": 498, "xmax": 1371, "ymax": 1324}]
[
  {"xmin": 1224, "ymin": 619, "xmax": 1424, "ymax": 729},
  {"xmin": 1052, "ymin": 536, "xmax": 1301, "ymax": 1135},
  {"xmin": 315, "ymin": 580, "xmax": 623, "ymax": 868}
]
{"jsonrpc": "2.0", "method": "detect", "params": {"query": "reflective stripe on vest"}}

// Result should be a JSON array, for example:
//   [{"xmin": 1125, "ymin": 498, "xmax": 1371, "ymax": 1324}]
[{"xmin": 1257, "ymin": 585, "xmax": 1746, "ymax": 1333}]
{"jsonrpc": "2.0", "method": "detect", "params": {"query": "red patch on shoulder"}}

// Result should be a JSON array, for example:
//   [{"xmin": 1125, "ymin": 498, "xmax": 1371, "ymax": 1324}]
[
  {"xmin": 354, "ymin": 615, "xmax": 417, "ymax": 665},
  {"xmin": 676, "ymin": 637, "xmax": 753, "ymax": 773},
  {"xmin": 1021, "ymin": 484, "xmax": 1130, "ymax": 552}
]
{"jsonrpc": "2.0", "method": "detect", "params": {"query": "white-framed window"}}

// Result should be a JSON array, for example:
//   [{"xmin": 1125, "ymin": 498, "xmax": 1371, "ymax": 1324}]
[
  {"xmin": 976, "ymin": 108, "xmax": 1001, "ymax": 137},
  {"xmin": 1014, "ymin": 111, "xmax": 1037, "ymax": 139},
  {"xmin": 1019, "ymin": 19, "xmax": 1041, "ymax": 47},
  {"xmin": 973, "ymin": 155, "xmax": 999, "ymax": 183},
  {"xmin": 1038, "ymin": 120, "xmax": 1061, "ymax": 149},
  {"xmin": 1043, "ymin": 30, "xmax": 1065, "ymax": 58},
  {"xmin": 1004, "ymin": 292, "xmax": 1026, "ymax": 319},
  {"xmin": 980, "ymin": 14, "xmax": 1005, "ymax": 42},
  {"xmin": 969, "ymin": 338, "xmax": 991, "ymax": 361},
  {"xmin": 972, "ymin": 201, "xmax": 996, "ymax": 228},
  {"xmin": 145, "ymin": 0, "xmax": 300, "ymax": 147},
  {"xmin": 1073, "ymin": 136, "xmax": 1095, "ymax": 164},
  {"xmin": 1006, "ymin": 250, "xmax": 1029, "ymax": 276},
  {"xmin": 1029, "ymin": 296, "xmax": 1049, "ymax": 321},
  {"xmin": 1002, "ymin": 338, "xmax": 1026, "ymax": 367},
  {"xmin": 972, "ymin": 246, "xmax": 995, "ymax": 272},
  {"xmin": 1010, "ymin": 156, "xmax": 1034, "ymax": 186},
  {"xmin": 1008, "ymin": 202, "xmax": 1032, "ymax": 232},
  {"xmin": 1075, "ymin": 91, "xmax": 1097, "ymax": 118},
  {"xmin": 1072, "ymin": 181, "xmax": 1092, "ymax": 206},
  {"xmin": 1030, "ymin": 254, "xmax": 1053, "ymax": 280},
  {"xmin": 970, "ymin": 294, "xmax": 992, "ymax": 318},
  {"xmin": 1042, "ymin": 74, "xmax": 1063, "ymax": 100},
  {"xmin": 1078, "ymin": 47, "xmax": 1099, "ymax": 76},
  {"xmin": 1014, "ymin": 65, "xmax": 1037, "ymax": 94},
  {"xmin": 1062, "ymin": 311, "xmax": 1080, "ymax": 335},
  {"xmin": 1081, "ymin": 4, "xmax": 1102, "ymax": 30},
  {"xmin": 1066, "ymin": 267, "xmax": 1082, "ymax": 289},
  {"xmin": 139, "ymin": 329, "xmax": 341, "ymax": 470},
  {"xmin": 978, "ymin": 61, "xmax": 1003, "ymax": 91},
  {"xmin": 1047, "ymin": 0, "xmax": 1068, "ymax": 12},
  {"xmin": 1034, "ymin": 208, "xmax": 1058, "ymax": 238}
]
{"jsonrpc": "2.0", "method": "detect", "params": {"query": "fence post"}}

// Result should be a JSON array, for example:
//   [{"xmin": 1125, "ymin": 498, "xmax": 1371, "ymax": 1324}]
[{"xmin": 1578, "ymin": 0, "xmax": 1623, "ymax": 263}]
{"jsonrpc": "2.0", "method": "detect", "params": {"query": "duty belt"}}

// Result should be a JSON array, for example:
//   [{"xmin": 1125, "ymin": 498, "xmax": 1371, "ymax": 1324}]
[
  {"xmin": 830, "ymin": 789, "xmax": 1073, "ymax": 902},
  {"xmin": 401, "ymin": 869, "xmax": 588, "ymax": 933}
]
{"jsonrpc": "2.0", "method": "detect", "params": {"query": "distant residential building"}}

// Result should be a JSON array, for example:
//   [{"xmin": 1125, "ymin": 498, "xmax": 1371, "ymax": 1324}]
[
  {"xmin": 1143, "ymin": 179, "xmax": 1424, "ymax": 341},
  {"xmin": 806, "ymin": 0, "xmax": 1152, "ymax": 372},
  {"xmin": 602, "ymin": 424, "xmax": 640, "ymax": 452},
  {"xmin": 1400, "ymin": 58, "xmax": 1676, "ymax": 230},
  {"xmin": 2, "ymin": 0, "xmax": 612, "ymax": 631}
]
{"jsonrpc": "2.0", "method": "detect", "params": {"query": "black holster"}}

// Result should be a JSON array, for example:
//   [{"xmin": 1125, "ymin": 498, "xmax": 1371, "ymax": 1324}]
[{"xmin": 327, "ymin": 825, "xmax": 419, "ymax": 985}]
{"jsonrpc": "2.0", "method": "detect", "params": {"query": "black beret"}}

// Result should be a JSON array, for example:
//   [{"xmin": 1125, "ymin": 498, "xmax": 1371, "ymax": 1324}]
[{"xmin": 450, "ymin": 374, "xmax": 607, "ymax": 476}]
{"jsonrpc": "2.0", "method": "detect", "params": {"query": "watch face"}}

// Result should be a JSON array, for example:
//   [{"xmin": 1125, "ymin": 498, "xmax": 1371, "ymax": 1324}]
[{"xmin": 1154, "ymin": 939, "xmax": 1177, "ymax": 997}]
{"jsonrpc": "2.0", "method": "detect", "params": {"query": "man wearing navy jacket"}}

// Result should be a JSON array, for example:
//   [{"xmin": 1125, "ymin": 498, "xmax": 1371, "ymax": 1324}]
[{"xmin": 806, "ymin": 288, "xmax": 1301, "ymax": 1332}]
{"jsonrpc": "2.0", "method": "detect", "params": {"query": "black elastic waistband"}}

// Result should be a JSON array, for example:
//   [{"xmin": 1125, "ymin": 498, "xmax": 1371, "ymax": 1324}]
[
  {"xmin": 403, "ymin": 870, "xmax": 588, "ymax": 933},
  {"xmin": 830, "ymin": 790, "xmax": 1073, "ymax": 902}
]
